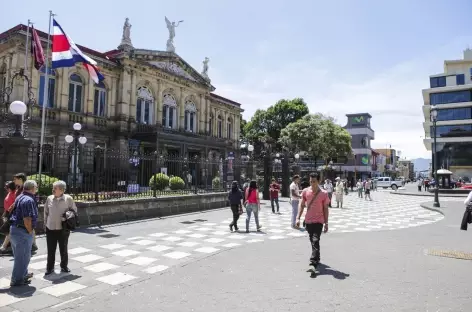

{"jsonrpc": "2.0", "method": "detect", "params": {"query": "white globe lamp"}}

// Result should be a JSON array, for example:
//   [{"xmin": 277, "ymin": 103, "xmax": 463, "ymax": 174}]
[
  {"xmin": 295, "ymin": 153, "xmax": 300, "ymax": 160},
  {"xmin": 78, "ymin": 136, "xmax": 87, "ymax": 145},
  {"xmin": 73, "ymin": 123, "xmax": 82, "ymax": 131},
  {"xmin": 248, "ymin": 144, "xmax": 254, "ymax": 152},
  {"xmin": 65, "ymin": 134, "xmax": 74, "ymax": 144},
  {"xmin": 9, "ymin": 101, "xmax": 27, "ymax": 115}
]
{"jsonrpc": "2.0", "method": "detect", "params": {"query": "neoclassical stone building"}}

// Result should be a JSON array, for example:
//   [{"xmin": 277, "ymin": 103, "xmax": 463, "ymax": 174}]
[{"xmin": 0, "ymin": 20, "xmax": 243, "ymax": 179}]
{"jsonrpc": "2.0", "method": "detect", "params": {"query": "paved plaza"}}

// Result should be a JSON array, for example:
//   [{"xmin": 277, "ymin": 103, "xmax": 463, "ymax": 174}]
[{"xmin": 0, "ymin": 190, "xmax": 470, "ymax": 311}]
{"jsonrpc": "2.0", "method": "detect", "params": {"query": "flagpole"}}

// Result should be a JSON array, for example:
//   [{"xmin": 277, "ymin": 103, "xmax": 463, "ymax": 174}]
[
  {"xmin": 22, "ymin": 19, "xmax": 31, "ymax": 133},
  {"xmin": 38, "ymin": 10, "xmax": 53, "ymax": 180}
]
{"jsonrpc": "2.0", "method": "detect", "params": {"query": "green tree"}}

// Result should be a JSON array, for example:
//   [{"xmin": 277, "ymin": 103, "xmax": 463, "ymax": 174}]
[
  {"xmin": 278, "ymin": 113, "xmax": 352, "ymax": 160},
  {"xmin": 244, "ymin": 98, "xmax": 309, "ymax": 150},
  {"xmin": 240, "ymin": 116, "xmax": 247, "ymax": 141}
]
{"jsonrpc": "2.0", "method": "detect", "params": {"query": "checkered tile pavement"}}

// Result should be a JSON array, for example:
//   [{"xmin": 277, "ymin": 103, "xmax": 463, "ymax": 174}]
[{"xmin": 0, "ymin": 192, "xmax": 455, "ymax": 310}]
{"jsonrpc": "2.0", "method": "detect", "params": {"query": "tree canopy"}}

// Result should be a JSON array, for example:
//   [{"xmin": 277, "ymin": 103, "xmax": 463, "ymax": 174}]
[
  {"xmin": 278, "ymin": 113, "xmax": 352, "ymax": 160},
  {"xmin": 244, "ymin": 98, "xmax": 309, "ymax": 146}
]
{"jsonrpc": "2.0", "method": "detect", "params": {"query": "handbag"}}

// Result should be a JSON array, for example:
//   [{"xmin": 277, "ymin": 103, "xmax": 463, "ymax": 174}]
[
  {"xmin": 303, "ymin": 188, "xmax": 321, "ymax": 228},
  {"xmin": 0, "ymin": 204, "xmax": 16, "ymax": 235},
  {"xmin": 62, "ymin": 209, "xmax": 79, "ymax": 231}
]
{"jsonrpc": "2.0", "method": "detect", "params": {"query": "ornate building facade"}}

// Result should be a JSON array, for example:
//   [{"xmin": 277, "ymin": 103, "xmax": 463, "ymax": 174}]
[{"xmin": 0, "ymin": 20, "xmax": 243, "ymax": 178}]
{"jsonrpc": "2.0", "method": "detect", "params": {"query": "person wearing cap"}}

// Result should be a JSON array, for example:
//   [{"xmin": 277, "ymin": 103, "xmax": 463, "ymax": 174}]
[{"xmin": 334, "ymin": 177, "xmax": 344, "ymax": 208}]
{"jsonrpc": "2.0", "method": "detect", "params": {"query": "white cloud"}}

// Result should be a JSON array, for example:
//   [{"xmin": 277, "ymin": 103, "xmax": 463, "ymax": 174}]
[{"xmin": 210, "ymin": 35, "xmax": 472, "ymax": 160}]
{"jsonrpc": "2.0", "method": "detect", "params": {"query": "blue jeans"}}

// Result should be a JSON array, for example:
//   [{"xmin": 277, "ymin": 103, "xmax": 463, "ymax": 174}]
[
  {"xmin": 270, "ymin": 197, "xmax": 279, "ymax": 212},
  {"xmin": 245, "ymin": 203, "xmax": 260, "ymax": 231},
  {"xmin": 291, "ymin": 200, "xmax": 299, "ymax": 226},
  {"xmin": 10, "ymin": 226, "xmax": 33, "ymax": 284}
]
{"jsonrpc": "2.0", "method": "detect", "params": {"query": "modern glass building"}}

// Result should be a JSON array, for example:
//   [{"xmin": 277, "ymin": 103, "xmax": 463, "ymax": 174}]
[{"xmin": 422, "ymin": 49, "xmax": 472, "ymax": 179}]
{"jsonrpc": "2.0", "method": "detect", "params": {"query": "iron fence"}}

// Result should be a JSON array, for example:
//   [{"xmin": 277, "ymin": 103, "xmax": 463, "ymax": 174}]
[{"xmin": 23, "ymin": 144, "xmax": 252, "ymax": 203}]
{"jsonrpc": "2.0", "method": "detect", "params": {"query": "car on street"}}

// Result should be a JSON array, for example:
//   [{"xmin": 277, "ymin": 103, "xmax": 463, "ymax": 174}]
[{"xmin": 376, "ymin": 176, "xmax": 403, "ymax": 190}]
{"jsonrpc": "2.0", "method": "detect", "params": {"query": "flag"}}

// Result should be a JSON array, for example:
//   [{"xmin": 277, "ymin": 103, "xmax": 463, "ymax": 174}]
[
  {"xmin": 51, "ymin": 19, "xmax": 104, "ymax": 83},
  {"xmin": 31, "ymin": 25, "xmax": 45, "ymax": 70}
]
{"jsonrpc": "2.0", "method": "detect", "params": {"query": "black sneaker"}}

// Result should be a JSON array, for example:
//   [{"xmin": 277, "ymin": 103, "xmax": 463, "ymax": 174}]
[
  {"xmin": 229, "ymin": 224, "xmax": 233, "ymax": 232},
  {"xmin": 31, "ymin": 245, "xmax": 38, "ymax": 252},
  {"xmin": 44, "ymin": 270, "xmax": 54, "ymax": 276},
  {"xmin": 61, "ymin": 267, "xmax": 71, "ymax": 273}
]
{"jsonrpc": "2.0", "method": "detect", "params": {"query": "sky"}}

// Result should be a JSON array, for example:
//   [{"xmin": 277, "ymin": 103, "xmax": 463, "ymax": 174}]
[{"xmin": 2, "ymin": 0, "xmax": 472, "ymax": 159}]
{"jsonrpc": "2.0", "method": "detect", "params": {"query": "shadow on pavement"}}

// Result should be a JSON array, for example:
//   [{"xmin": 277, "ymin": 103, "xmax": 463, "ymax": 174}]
[{"xmin": 318, "ymin": 263, "xmax": 350, "ymax": 280}]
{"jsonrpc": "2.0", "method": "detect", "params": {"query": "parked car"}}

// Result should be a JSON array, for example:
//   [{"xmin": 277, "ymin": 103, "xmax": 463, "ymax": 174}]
[{"xmin": 376, "ymin": 176, "xmax": 403, "ymax": 190}]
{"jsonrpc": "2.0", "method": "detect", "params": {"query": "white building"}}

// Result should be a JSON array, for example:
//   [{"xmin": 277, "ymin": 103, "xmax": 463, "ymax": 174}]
[{"xmin": 422, "ymin": 48, "xmax": 472, "ymax": 178}]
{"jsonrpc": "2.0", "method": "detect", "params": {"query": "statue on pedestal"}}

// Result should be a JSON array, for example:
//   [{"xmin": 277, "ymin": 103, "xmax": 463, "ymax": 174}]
[
  {"xmin": 119, "ymin": 18, "xmax": 133, "ymax": 51},
  {"xmin": 201, "ymin": 57, "xmax": 210, "ymax": 82},
  {"xmin": 165, "ymin": 16, "xmax": 184, "ymax": 53}
]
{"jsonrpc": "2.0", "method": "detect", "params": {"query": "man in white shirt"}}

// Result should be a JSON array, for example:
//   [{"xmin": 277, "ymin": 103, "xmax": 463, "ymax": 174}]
[
  {"xmin": 323, "ymin": 179, "xmax": 333, "ymax": 207},
  {"xmin": 290, "ymin": 175, "xmax": 301, "ymax": 228}
]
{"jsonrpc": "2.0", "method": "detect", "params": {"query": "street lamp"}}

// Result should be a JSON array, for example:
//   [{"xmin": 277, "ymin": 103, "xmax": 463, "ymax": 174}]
[
  {"xmin": 9, "ymin": 101, "xmax": 27, "ymax": 137},
  {"xmin": 65, "ymin": 122, "xmax": 87, "ymax": 195},
  {"xmin": 430, "ymin": 106, "xmax": 440, "ymax": 208},
  {"xmin": 295, "ymin": 153, "xmax": 300, "ymax": 161}
]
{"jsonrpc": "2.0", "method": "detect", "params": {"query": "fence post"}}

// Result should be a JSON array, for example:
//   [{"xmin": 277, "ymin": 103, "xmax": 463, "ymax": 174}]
[
  {"xmin": 281, "ymin": 153, "xmax": 290, "ymax": 197},
  {"xmin": 153, "ymin": 151, "xmax": 158, "ymax": 198},
  {"xmin": 94, "ymin": 145, "xmax": 102, "ymax": 203}
]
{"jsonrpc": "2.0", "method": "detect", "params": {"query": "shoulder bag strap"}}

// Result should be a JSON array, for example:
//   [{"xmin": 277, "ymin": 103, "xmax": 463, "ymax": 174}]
[{"xmin": 306, "ymin": 188, "xmax": 321, "ymax": 211}]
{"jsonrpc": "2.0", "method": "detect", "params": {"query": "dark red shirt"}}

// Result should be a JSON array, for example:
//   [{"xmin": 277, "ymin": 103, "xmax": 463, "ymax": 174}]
[
  {"xmin": 4, "ymin": 191, "xmax": 16, "ymax": 212},
  {"xmin": 270, "ymin": 183, "xmax": 280, "ymax": 199}
]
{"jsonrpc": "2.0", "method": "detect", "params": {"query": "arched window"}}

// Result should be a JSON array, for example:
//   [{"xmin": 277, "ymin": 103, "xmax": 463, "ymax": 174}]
[
  {"xmin": 184, "ymin": 100, "xmax": 197, "ymax": 132},
  {"xmin": 217, "ymin": 115, "xmax": 223, "ymax": 138},
  {"xmin": 162, "ymin": 93, "xmax": 177, "ymax": 128},
  {"xmin": 227, "ymin": 117, "xmax": 232, "ymax": 139},
  {"xmin": 208, "ymin": 113, "xmax": 213, "ymax": 135},
  {"xmin": 68, "ymin": 73, "xmax": 83, "ymax": 112},
  {"xmin": 136, "ymin": 86, "xmax": 154, "ymax": 124},
  {"xmin": 94, "ymin": 81, "xmax": 106, "ymax": 117},
  {"xmin": 39, "ymin": 67, "xmax": 56, "ymax": 108}
]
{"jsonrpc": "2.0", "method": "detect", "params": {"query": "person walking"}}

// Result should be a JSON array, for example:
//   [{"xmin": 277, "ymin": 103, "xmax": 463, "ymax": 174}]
[
  {"xmin": 0, "ymin": 181, "xmax": 17, "ymax": 254},
  {"xmin": 244, "ymin": 180, "xmax": 261, "ymax": 233},
  {"xmin": 334, "ymin": 177, "xmax": 344, "ymax": 208},
  {"xmin": 365, "ymin": 178, "xmax": 373, "ymax": 201},
  {"xmin": 290, "ymin": 175, "xmax": 301, "ymax": 228},
  {"xmin": 269, "ymin": 178, "xmax": 280, "ymax": 213},
  {"xmin": 9, "ymin": 180, "xmax": 38, "ymax": 286},
  {"xmin": 296, "ymin": 173, "xmax": 329, "ymax": 274},
  {"xmin": 324, "ymin": 179, "xmax": 333, "ymax": 208},
  {"xmin": 417, "ymin": 178, "xmax": 422, "ymax": 192},
  {"xmin": 13, "ymin": 173, "xmax": 38, "ymax": 252},
  {"xmin": 228, "ymin": 181, "xmax": 243, "ymax": 232},
  {"xmin": 44, "ymin": 181, "xmax": 77, "ymax": 275},
  {"xmin": 356, "ymin": 179, "xmax": 363, "ymax": 198}
]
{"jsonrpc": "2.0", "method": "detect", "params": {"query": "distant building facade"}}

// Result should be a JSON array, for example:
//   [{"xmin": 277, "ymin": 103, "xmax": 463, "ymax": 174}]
[
  {"xmin": 339, "ymin": 113, "xmax": 375, "ymax": 181},
  {"xmin": 0, "ymin": 20, "xmax": 243, "ymax": 181},
  {"xmin": 422, "ymin": 48, "xmax": 472, "ymax": 179}
]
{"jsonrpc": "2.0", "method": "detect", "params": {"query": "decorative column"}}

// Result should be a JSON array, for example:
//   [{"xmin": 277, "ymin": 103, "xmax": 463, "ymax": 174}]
[
  {"xmin": 86, "ymin": 74, "xmax": 94, "ymax": 115},
  {"xmin": 223, "ymin": 111, "xmax": 228, "ymax": 138},
  {"xmin": 179, "ymin": 87, "xmax": 184, "ymax": 130},
  {"xmin": 129, "ymin": 70, "xmax": 137, "ymax": 120},
  {"xmin": 156, "ymin": 79, "xmax": 162, "ymax": 125},
  {"xmin": 117, "ymin": 67, "xmax": 131, "ymax": 118},
  {"xmin": 199, "ymin": 94, "xmax": 204, "ymax": 133}
]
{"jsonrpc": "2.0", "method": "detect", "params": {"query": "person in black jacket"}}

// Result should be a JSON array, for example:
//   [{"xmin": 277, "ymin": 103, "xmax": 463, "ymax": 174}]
[
  {"xmin": 228, "ymin": 181, "xmax": 243, "ymax": 232},
  {"xmin": 461, "ymin": 190, "xmax": 472, "ymax": 230}
]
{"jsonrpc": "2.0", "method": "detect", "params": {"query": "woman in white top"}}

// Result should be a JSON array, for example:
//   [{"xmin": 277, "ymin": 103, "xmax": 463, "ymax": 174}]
[{"xmin": 290, "ymin": 175, "xmax": 301, "ymax": 228}]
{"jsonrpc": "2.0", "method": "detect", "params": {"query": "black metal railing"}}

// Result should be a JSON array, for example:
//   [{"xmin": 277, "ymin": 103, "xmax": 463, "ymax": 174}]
[{"xmin": 24, "ymin": 144, "xmax": 250, "ymax": 203}]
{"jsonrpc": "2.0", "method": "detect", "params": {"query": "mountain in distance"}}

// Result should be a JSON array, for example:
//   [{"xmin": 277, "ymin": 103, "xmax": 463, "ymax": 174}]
[{"xmin": 411, "ymin": 158, "xmax": 431, "ymax": 172}]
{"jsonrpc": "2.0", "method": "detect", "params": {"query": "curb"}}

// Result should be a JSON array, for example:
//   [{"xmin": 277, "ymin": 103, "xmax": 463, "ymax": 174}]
[
  {"xmin": 390, "ymin": 191, "xmax": 466, "ymax": 198},
  {"xmin": 420, "ymin": 203, "xmax": 444, "ymax": 216}
]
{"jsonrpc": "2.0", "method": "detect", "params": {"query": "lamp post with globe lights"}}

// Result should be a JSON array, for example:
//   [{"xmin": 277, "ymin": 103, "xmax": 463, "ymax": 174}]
[
  {"xmin": 65, "ymin": 123, "xmax": 87, "ymax": 195},
  {"xmin": 430, "ymin": 106, "xmax": 440, "ymax": 208},
  {"xmin": 247, "ymin": 144, "xmax": 254, "ymax": 180},
  {"xmin": 9, "ymin": 101, "xmax": 28, "ymax": 137}
]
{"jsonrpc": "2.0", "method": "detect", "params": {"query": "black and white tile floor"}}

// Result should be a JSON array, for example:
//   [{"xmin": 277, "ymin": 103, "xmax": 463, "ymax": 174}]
[{"xmin": 0, "ymin": 192, "xmax": 456, "ymax": 310}]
